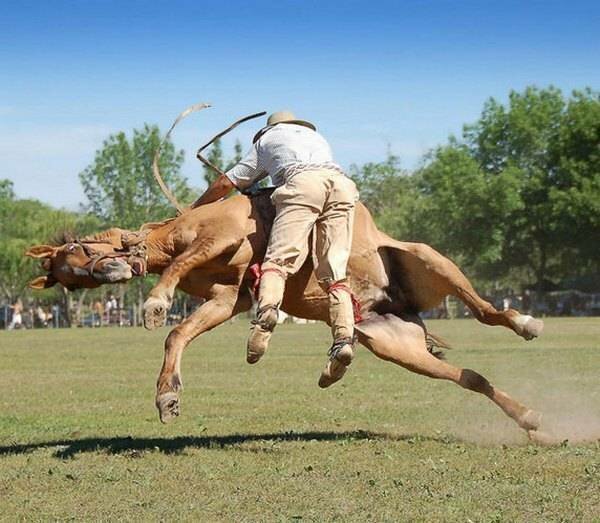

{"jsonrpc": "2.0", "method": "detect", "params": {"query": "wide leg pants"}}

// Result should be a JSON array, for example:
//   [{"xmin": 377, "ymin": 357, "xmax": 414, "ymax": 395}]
[{"xmin": 257, "ymin": 169, "xmax": 359, "ymax": 341}]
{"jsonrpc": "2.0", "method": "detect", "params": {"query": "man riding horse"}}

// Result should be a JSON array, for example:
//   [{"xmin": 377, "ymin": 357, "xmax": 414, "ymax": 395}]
[
  {"xmin": 190, "ymin": 111, "xmax": 359, "ymax": 387},
  {"xmin": 25, "ymin": 105, "xmax": 546, "ymax": 438}
]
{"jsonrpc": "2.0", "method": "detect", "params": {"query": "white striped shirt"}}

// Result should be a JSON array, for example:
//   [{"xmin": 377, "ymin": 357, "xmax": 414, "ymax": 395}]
[{"xmin": 225, "ymin": 123, "xmax": 342, "ymax": 190}]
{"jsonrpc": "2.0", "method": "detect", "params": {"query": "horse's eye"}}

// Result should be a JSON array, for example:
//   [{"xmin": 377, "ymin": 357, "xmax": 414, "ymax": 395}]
[{"xmin": 67, "ymin": 244, "xmax": 78, "ymax": 253}]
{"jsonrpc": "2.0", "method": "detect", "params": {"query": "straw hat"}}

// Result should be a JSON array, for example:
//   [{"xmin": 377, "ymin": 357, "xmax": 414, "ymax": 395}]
[{"xmin": 253, "ymin": 111, "xmax": 316, "ymax": 143}]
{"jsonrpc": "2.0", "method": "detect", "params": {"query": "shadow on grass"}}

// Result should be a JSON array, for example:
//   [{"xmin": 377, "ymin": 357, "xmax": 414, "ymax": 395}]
[{"xmin": 0, "ymin": 430, "xmax": 457, "ymax": 459}]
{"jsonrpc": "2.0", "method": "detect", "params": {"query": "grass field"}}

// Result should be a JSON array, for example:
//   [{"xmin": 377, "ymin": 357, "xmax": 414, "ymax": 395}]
[{"xmin": 0, "ymin": 318, "xmax": 599, "ymax": 521}]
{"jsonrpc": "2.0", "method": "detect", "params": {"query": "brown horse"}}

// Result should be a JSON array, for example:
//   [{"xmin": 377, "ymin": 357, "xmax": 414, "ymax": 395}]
[{"xmin": 26, "ymin": 191, "xmax": 544, "ymax": 437}]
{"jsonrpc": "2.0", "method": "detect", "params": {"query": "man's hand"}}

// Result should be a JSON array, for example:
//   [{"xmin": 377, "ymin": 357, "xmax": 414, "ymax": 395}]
[{"xmin": 190, "ymin": 174, "xmax": 236, "ymax": 209}]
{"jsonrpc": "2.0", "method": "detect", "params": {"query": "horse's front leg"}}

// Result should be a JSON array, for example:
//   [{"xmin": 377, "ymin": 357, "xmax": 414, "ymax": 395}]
[
  {"xmin": 144, "ymin": 236, "xmax": 239, "ymax": 329},
  {"xmin": 156, "ymin": 284, "xmax": 252, "ymax": 423}
]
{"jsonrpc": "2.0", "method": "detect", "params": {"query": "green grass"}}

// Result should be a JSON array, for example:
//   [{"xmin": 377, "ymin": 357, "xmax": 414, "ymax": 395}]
[{"xmin": 0, "ymin": 318, "xmax": 599, "ymax": 522}]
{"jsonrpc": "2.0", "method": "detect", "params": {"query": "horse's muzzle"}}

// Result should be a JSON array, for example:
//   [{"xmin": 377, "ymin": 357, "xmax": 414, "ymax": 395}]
[{"xmin": 95, "ymin": 259, "xmax": 133, "ymax": 283}]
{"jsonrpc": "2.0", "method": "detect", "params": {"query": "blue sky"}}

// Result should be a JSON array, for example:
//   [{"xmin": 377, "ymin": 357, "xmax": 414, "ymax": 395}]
[{"xmin": 1, "ymin": 0, "xmax": 599, "ymax": 208}]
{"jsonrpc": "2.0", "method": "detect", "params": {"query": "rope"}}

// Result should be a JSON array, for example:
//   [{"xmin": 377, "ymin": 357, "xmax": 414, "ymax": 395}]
[
  {"xmin": 195, "ymin": 111, "xmax": 266, "ymax": 185},
  {"xmin": 248, "ymin": 263, "xmax": 286, "ymax": 298},
  {"xmin": 328, "ymin": 281, "xmax": 363, "ymax": 323},
  {"xmin": 152, "ymin": 102, "xmax": 212, "ymax": 214}
]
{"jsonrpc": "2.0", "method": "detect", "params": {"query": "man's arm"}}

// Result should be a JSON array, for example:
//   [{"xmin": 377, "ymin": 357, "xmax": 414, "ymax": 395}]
[
  {"xmin": 190, "ymin": 175, "xmax": 235, "ymax": 209},
  {"xmin": 190, "ymin": 143, "xmax": 265, "ymax": 209}
]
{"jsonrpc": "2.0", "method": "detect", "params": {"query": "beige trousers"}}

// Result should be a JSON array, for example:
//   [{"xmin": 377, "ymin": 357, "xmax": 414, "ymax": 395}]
[{"xmin": 257, "ymin": 169, "xmax": 359, "ymax": 342}]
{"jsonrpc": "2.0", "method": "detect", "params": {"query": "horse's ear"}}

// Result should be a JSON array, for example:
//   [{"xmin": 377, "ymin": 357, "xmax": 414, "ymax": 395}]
[
  {"xmin": 25, "ymin": 245, "xmax": 56, "ymax": 259},
  {"xmin": 28, "ymin": 274, "xmax": 58, "ymax": 289}
]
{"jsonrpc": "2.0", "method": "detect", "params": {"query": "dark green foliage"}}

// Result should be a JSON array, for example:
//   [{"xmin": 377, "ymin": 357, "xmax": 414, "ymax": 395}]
[
  {"xmin": 0, "ymin": 181, "xmax": 101, "ymax": 301},
  {"xmin": 203, "ymin": 138, "xmax": 245, "ymax": 185},
  {"xmin": 460, "ymin": 87, "xmax": 599, "ymax": 287},
  {"xmin": 202, "ymin": 138, "xmax": 225, "ymax": 186},
  {"xmin": 79, "ymin": 124, "xmax": 191, "ymax": 229},
  {"xmin": 350, "ymin": 153, "xmax": 422, "ymax": 242},
  {"xmin": 6, "ymin": 86, "xmax": 600, "ymax": 302},
  {"xmin": 356, "ymin": 86, "xmax": 600, "ymax": 291}
]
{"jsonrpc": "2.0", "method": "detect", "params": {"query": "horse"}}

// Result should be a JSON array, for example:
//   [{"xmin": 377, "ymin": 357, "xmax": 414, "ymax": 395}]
[{"xmin": 26, "ymin": 191, "xmax": 545, "ymax": 439}]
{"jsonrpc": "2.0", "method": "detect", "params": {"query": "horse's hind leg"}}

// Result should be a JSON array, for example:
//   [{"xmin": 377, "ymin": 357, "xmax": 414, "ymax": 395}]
[
  {"xmin": 389, "ymin": 241, "xmax": 543, "ymax": 340},
  {"xmin": 451, "ymin": 280, "xmax": 543, "ymax": 341},
  {"xmin": 355, "ymin": 313, "xmax": 542, "ymax": 433}
]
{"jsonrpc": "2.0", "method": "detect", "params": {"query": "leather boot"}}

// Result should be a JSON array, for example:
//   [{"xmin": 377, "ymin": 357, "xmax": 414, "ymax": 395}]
[
  {"xmin": 318, "ymin": 286, "xmax": 355, "ymax": 387},
  {"xmin": 247, "ymin": 269, "xmax": 286, "ymax": 364},
  {"xmin": 247, "ymin": 305, "xmax": 278, "ymax": 364},
  {"xmin": 318, "ymin": 338, "xmax": 354, "ymax": 388}
]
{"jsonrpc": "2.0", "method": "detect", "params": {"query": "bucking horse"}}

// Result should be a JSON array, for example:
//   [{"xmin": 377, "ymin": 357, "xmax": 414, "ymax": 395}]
[{"xmin": 25, "ymin": 105, "xmax": 546, "ymax": 440}]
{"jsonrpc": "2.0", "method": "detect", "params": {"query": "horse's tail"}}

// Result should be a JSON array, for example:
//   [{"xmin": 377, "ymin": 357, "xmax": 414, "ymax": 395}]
[{"xmin": 426, "ymin": 333, "xmax": 452, "ymax": 360}]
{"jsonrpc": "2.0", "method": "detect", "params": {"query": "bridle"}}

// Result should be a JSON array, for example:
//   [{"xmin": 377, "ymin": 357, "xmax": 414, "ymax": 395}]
[{"xmin": 73, "ymin": 238, "xmax": 148, "ymax": 280}]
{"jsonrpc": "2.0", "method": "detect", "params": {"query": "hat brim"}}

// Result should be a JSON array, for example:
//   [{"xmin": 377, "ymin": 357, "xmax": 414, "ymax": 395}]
[{"xmin": 253, "ymin": 120, "xmax": 317, "ymax": 143}]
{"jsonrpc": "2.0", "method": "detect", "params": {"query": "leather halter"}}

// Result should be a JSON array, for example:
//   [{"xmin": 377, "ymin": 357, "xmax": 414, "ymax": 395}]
[{"xmin": 74, "ymin": 238, "xmax": 148, "ymax": 279}]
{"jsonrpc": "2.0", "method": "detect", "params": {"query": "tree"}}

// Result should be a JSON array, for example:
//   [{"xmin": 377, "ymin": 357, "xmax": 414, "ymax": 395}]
[
  {"xmin": 202, "ymin": 138, "xmax": 245, "ymax": 185},
  {"xmin": 225, "ymin": 140, "xmax": 243, "ymax": 171},
  {"xmin": 79, "ymin": 124, "xmax": 191, "ymax": 229},
  {"xmin": 413, "ymin": 145, "xmax": 523, "ymax": 283},
  {"xmin": 348, "ymin": 86, "xmax": 599, "ymax": 292},
  {"xmin": 421, "ymin": 86, "xmax": 600, "ymax": 289},
  {"xmin": 550, "ymin": 89, "xmax": 600, "ymax": 275},
  {"xmin": 350, "ymin": 153, "xmax": 421, "ymax": 240},
  {"xmin": 78, "ymin": 125, "xmax": 194, "ymax": 324},
  {"xmin": 0, "ymin": 180, "xmax": 100, "ymax": 304},
  {"xmin": 0, "ymin": 179, "xmax": 15, "ymax": 200},
  {"xmin": 202, "ymin": 138, "xmax": 225, "ymax": 186}
]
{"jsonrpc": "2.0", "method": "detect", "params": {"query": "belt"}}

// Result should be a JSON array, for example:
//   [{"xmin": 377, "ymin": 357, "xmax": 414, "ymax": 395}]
[{"xmin": 283, "ymin": 162, "xmax": 346, "ymax": 178}]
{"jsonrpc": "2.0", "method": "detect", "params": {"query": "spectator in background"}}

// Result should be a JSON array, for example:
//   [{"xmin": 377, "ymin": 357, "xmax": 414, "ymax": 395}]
[
  {"xmin": 93, "ymin": 300, "xmax": 104, "ymax": 326},
  {"xmin": 51, "ymin": 304, "xmax": 60, "ymax": 328},
  {"xmin": 105, "ymin": 294, "xmax": 118, "ymax": 324},
  {"xmin": 8, "ymin": 300, "xmax": 23, "ymax": 330},
  {"xmin": 35, "ymin": 305, "xmax": 48, "ymax": 327}
]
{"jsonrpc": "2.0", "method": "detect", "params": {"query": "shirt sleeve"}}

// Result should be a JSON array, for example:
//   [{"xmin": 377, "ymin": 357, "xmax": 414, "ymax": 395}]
[{"xmin": 224, "ymin": 144, "xmax": 267, "ymax": 190}]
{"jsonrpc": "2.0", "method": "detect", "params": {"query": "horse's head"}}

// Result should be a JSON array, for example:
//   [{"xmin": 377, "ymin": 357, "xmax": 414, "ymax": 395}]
[{"xmin": 26, "ymin": 233, "xmax": 144, "ymax": 291}]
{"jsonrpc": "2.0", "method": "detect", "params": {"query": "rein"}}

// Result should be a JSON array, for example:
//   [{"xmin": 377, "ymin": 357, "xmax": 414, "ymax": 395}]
[
  {"xmin": 195, "ymin": 111, "xmax": 266, "ymax": 180},
  {"xmin": 152, "ymin": 103, "xmax": 266, "ymax": 213}
]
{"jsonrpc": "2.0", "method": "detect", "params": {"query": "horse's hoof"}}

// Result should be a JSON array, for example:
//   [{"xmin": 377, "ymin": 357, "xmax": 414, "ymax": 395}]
[
  {"xmin": 143, "ymin": 297, "xmax": 169, "ymax": 330},
  {"xmin": 518, "ymin": 409, "xmax": 542, "ymax": 431},
  {"xmin": 156, "ymin": 392, "xmax": 180, "ymax": 424},
  {"xmin": 516, "ymin": 315, "xmax": 544, "ymax": 341},
  {"xmin": 527, "ymin": 430, "xmax": 556, "ymax": 446}
]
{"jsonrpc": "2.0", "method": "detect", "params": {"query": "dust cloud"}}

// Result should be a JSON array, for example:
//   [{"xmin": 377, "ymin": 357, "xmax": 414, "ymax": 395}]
[{"xmin": 449, "ymin": 374, "xmax": 600, "ymax": 446}]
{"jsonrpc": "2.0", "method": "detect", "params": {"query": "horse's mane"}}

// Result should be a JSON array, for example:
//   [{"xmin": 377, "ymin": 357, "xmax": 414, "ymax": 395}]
[
  {"xmin": 49, "ymin": 228, "xmax": 126, "ymax": 247},
  {"xmin": 49, "ymin": 216, "xmax": 178, "ymax": 247}
]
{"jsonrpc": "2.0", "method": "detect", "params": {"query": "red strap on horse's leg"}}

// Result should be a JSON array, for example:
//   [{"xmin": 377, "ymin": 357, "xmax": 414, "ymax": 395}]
[{"xmin": 327, "ymin": 281, "xmax": 363, "ymax": 323}]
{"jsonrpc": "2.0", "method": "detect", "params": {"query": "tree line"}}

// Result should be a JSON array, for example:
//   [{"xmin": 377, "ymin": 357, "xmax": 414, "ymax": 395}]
[
  {"xmin": 2, "ymin": 85, "xmax": 598, "ymax": 323},
  {"xmin": 351, "ymin": 86, "xmax": 599, "ymax": 292}
]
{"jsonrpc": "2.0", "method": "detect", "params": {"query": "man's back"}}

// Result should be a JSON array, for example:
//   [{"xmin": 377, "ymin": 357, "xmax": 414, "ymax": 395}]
[
  {"xmin": 257, "ymin": 124, "xmax": 335, "ymax": 175},
  {"xmin": 227, "ymin": 123, "xmax": 341, "ymax": 190}
]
